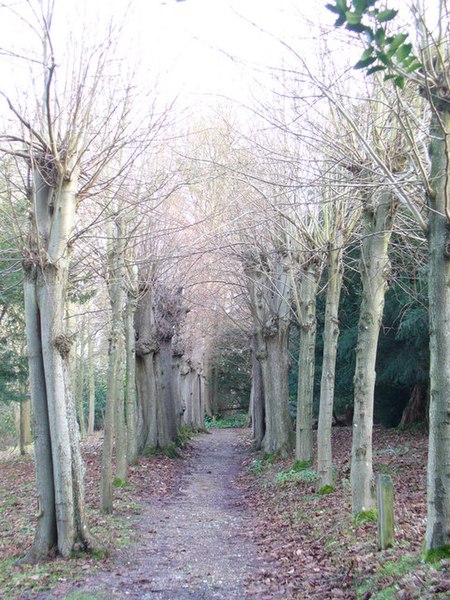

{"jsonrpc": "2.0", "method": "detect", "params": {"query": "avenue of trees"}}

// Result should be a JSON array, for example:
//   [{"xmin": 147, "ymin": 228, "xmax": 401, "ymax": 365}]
[{"xmin": 0, "ymin": 0, "xmax": 448, "ymax": 562}]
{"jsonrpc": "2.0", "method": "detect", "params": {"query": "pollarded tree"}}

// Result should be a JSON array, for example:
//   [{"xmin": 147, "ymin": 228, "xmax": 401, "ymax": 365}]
[
  {"xmin": 327, "ymin": 0, "xmax": 450, "ymax": 553},
  {"xmin": 242, "ymin": 237, "xmax": 293, "ymax": 456},
  {"xmin": 0, "ymin": 2, "xmax": 151, "ymax": 560}
]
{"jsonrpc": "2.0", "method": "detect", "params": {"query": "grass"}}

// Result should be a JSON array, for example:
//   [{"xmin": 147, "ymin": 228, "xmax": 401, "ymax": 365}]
[
  {"xmin": 424, "ymin": 544, "xmax": 450, "ymax": 563},
  {"xmin": 112, "ymin": 476, "xmax": 130, "ymax": 488},
  {"xmin": 318, "ymin": 484, "xmax": 335, "ymax": 495},
  {"xmin": 353, "ymin": 508, "xmax": 378, "ymax": 526},
  {"xmin": 205, "ymin": 413, "xmax": 248, "ymax": 429},
  {"xmin": 355, "ymin": 554, "xmax": 422, "ymax": 599}
]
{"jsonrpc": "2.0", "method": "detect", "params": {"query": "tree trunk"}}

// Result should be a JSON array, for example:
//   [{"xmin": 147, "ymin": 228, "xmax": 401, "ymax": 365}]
[
  {"xmin": 351, "ymin": 191, "xmax": 397, "ymax": 514},
  {"xmin": 87, "ymin": 320, "xmax": 95, "ymax": 437},
  {"xmin": 399, "ymin": 384, "xmax": 427, "ymax": 428},
  {"xmin": 135, "ymin": 286, "xmax": 159, "ymax": 451},
  {"xmin": 317, "ymin": 237, "xmax": 344, "ymax": 490},
  {"xmin": 114, "ymin": 333, "xmax": 127, "ymax": 481},
  {"xmin": 77, "ymin": 320, "xmax": 86, "ymax": 439},
  {"xmin": 211, "ymin": 365, "xmax": 219, "ymax": 417},
  {"xmin": 23, "ymin": 276, "xmax": 56, "ymax": 559},
  {"xmin": 425, "ymin": 110, "xmax": 450, "ymax": 553},
  {"xmin": 125, "ymin": 289, "xmax": 138, "ymax": 465},
  {"xmin": 296, "ymin": 260, "xmax": 320, "ymax": 463},
  {"xmin": 178, "ymin": 360, "xmax": 192, "ymax": 427},
  {"xmin": 245, "ymin": 252, "xmax": 293, "ymax": 457},
  {"xmin": 257, "ymin": 325, "xmax": 292, "ymax": 456},
  {"xmin": 159, "ymin": 339, "xmax": 177, "ymax": 443},
  {"xmin": 101, "ymin": 218, "xmax": 126, "ymax": 511},
  {"xmin": 23, "ymin": 169, "xmax": 99, "ymax": 560},
  {"xmin": 16, "ymin": 395, "xmax": 32, "ymax": 454},
  {"xmin": 172, "ymin": 353, "xmax": 186, "ymax": 429},
  {"xmin": 250, "ymin": 335, "xmax": 265, "ymax": 450}
]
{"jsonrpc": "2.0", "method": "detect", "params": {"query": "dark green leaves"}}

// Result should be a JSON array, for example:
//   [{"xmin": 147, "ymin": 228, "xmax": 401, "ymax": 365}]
[
  {"xmin": 326, "ymin": 0, "xmax": 422, "ymax": 88},
  {"xmin": 354, "ymin": 47, "xmax": 376, "ymax": 69},
  {"xmin": 377, "ymin": 8, "xmax": 397, "ymax": 22}
]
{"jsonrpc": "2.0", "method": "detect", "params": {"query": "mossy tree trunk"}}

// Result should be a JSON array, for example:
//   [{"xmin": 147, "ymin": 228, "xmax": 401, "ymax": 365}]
[
  {"xmin": 24, "ymin": 167, "xmax": 100, "ymax": 560},
  {"xmin": 317, "ymin": 233, "xmax": 344, "ymax": 490},
  {"xmin": 425, "ymin": 109, "xmax": 450, "ymax": 553},
  {"xmin": 351, "ymin": 191, "xmax": 398, "ymax": 514},
  {"xmin": 295, "ymin": 258, "xmax": 321, "ymax": 463}
]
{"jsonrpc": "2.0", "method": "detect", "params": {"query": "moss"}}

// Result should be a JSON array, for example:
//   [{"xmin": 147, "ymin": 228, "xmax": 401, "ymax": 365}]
[
  {"xmin": 112, "ymin": 477, "xmax": 129, "ymax": 488},
  {"xmin": 89, "ymin": 548, "xmax": 109, "ymax": 561},
  {"xmin": 292, "ymin": 459, "xmax": 312, "ymax": 471},
  {"xmin": 423, "ymin": 544, "xmax": 450, "ymax": 563},
  {"xmin": 175, "ymin": 425, "xmax": 202, "ymax": 448},
  {"xmin": 353, "ymin": 508, "xmax": 378, "ymax": 526},
  {"xmin": 318, "ymin": 484, "xmax": 335, "ymax": 495},
  {"xmin": 262, "ymin": 452, "xmax": 277, "ymax": 464}
]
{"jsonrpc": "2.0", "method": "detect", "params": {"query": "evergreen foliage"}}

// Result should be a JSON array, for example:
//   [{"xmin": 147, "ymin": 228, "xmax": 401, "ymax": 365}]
[
  {"xmin": 209, "ymin": 324, "xmax": 251, "ymax": 412},
  {"xmin": 289, "ymin": 238, "xmax": 429, "ymax": 428}
]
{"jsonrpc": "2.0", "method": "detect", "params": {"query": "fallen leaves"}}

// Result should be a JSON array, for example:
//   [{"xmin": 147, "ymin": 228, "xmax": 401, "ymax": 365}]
[{"xmin": 240, "ymin": 427, "xmax": 450, "ymax": 598}]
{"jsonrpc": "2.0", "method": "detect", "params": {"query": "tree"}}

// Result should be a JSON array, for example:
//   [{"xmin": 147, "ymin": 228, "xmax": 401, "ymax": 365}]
[
  {"xmin": 327, "ymin": 0, "xmax": 450, "ymax": 555},
  {"xmin": 0, "ymin": 1, "xmax": 150, "ymax": 559}
]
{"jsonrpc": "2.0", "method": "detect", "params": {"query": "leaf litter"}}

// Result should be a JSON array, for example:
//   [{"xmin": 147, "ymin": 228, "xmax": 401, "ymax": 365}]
[{"xmin": 0, "ymin": 427, "xmax": 449, "ymax": 598}]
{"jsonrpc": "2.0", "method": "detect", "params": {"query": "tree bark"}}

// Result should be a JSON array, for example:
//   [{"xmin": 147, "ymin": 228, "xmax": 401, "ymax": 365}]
[
  {"xmin": 351, "ymin": 191, "xmax": 397, "ymax": 514},
  {"xmin": 125, "ymin": 289, "xmax": 138, "ymax": 465},
  {"xmin": 101, "ymin": 218, "xmax": 126, "ymax": 511},
  {"xmin": 317, "ymin": 236, "xmax": 344, "ymax": 489},
  {"xmin": 77, "ymin": 319, "xmax": 87, "ymax": 439},
  {"xmin": 114, "ymin": 333, "xmax": 127, "ymax": 481},
  {"xmin": 135, "ymin": 286, "xmax": 159, "ymax": 451},
  {"xmin": 23, "ymin": 276, "xmax": 57, "ymax": 559},
  {"xmin": 159, "ymin": 339, "xmax": 177, "ymax": 444},
  {"xmin": 87, "ymin": 320, "xmax": 95, "ymax": 437},
  {"xmin": 296, "ymin": 259, "xmax": 320, "ymax": 463},
  {"xmin": 23, "ymin": 170, "xmax": 100, "ymax": 560},
  {"xmin": 250, "ymin": 335, "xmax": 265, "ymax": 450},
  {"xmin": 425, "ymin": 109, "xmax": 450, "ymax": 553},
  {"xmin": 245, "ymin": 251, "xmax": 293, "ymax": 456}
]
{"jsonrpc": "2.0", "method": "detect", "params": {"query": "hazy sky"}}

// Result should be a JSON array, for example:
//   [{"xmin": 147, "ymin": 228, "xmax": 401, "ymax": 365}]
[
  {"xmin": 0, "ymin": 0, "xmax": 440, "ymax": 114},
  {"xmin": 0, "ymin": 0, "xmax": 334, "ymax": 108}
]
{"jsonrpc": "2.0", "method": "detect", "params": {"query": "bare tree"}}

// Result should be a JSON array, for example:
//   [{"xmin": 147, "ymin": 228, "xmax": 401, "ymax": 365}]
[{"xmin": 0, "ymin": 1, "xmax": 155, "ymax": 559}]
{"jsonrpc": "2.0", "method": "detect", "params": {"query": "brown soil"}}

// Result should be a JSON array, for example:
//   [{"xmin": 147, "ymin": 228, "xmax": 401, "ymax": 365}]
[{"xmin": 34, "ymin": 429, "xmax": 267, "ymax": 599}]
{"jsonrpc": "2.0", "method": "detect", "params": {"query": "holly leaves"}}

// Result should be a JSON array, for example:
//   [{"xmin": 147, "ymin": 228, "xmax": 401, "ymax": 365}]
[{"xmin": 326, "ymin": 0, "xmax": 422, "ymax": 88}]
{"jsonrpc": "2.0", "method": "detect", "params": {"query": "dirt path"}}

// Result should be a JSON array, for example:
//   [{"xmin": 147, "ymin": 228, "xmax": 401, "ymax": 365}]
[{"xmin": 40, "ymin": 429, "xmax": 266, "ymax": 599}]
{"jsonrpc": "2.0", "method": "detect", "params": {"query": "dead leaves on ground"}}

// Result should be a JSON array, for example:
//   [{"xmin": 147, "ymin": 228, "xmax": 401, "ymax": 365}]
[
  {"xmin": 240, "ymin": 427, "xmax": 450, "ymax": 598},
  {"xmin": 0, "ymin": 433, "xmax": 189, "ymax": 598}
]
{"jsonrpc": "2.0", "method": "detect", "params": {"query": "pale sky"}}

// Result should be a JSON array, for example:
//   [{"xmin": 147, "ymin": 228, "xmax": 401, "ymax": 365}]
[
  {"xmin": 0, "ymin": 0, "xmax": 334, "ymax": 111},
  {"xmin": 0, "ymin": 0, "xmax": 441, "ymax": 117}
]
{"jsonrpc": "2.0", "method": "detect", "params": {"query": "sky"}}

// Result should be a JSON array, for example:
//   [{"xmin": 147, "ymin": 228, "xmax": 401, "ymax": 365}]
[
  {"xmin": 0, "ymin": 0, "xmax": 335, "ymax": 111},
  {"xmin": 0, "ymin": 0, "xmax": 442, "ymax": 119}
]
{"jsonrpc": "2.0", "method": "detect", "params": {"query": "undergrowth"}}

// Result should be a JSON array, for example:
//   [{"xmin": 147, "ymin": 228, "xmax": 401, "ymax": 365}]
[{"xmin": 205, "ymin": 413, "xmax": 248, "ymax": 429}]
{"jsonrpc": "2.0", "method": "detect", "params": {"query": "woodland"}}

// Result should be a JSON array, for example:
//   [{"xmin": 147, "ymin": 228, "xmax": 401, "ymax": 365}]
[{"xmin": 0, "ymin": 0, "xmax": 449, "ymax": 598}]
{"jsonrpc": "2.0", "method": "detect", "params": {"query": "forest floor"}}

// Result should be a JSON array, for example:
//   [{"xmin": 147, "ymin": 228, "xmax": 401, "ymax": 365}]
[{"xmin": 0, "ymin": 426, "xmax": 449, "ymax": 599}]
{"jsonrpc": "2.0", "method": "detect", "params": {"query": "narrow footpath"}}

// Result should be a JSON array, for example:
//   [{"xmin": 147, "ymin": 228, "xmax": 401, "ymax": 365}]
[{"xmin": 42, "ymin": 429, "xmax": 267, "ymax": 599}]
